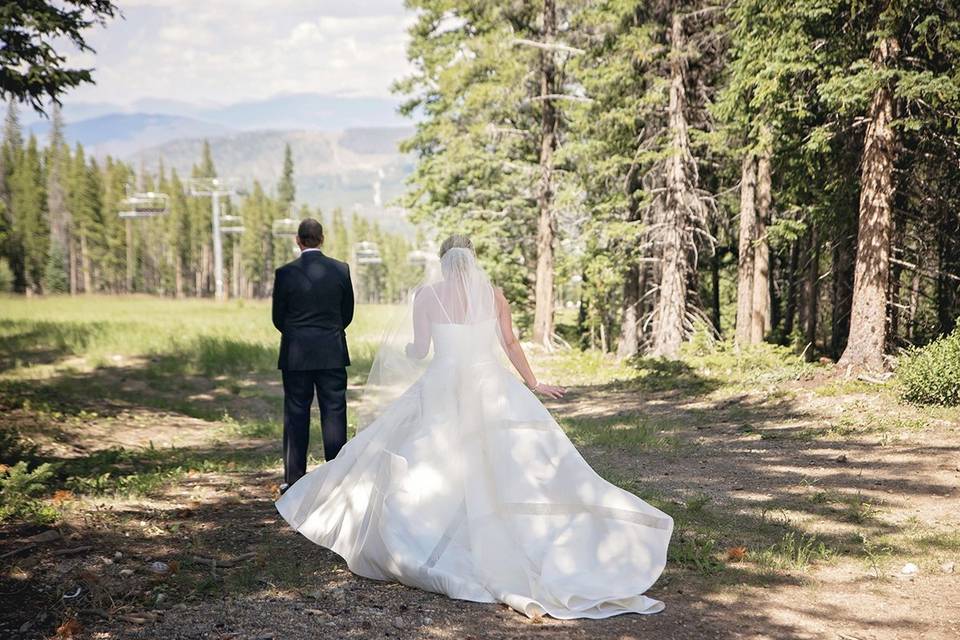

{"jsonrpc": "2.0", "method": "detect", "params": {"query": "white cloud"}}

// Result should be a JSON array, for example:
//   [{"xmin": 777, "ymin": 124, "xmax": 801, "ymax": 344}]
[{"xmin": 61, "ymin": 0, "xmax": 415, "ymax": 106}]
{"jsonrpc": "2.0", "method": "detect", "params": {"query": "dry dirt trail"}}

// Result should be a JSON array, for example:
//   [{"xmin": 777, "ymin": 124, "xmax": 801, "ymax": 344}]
[{"xmin": 2, "ymin": 370, "xmax": 959, "ymax": 640}]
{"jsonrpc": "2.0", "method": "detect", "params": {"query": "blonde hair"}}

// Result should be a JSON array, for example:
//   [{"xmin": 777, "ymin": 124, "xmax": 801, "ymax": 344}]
[{"xmin": 439, "ymin": 234, "xmax": 474, "ymax": 257}]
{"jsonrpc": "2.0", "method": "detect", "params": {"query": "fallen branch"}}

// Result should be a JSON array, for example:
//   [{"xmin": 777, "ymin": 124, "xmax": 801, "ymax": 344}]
[
  {"xmin": 191, "ymin": 552, "xmax": 257, "ymax": 568},
  {"xmin": 117, "ymin": 612, "xmax": 158, "ymax": 625},
  {"xmin": 857, "ymin": 373, "xmax": 894, "ymax": 384},
  {"xmin": 79, "ymin": 609, "xmax": 110, "ymax": 619},
  {"xmin": 528, "ymin": 93, "xmax": 593, "ymax": 103},
  {"xmin": 0, "ymin": 543, "xmax": 36, "ymax": 560},
  {"xmin": 511, "ymin": 37, "xmax": 585, "ymax": 55},
  {"xmin": 52, "ymin": 546, "xmax": 94, "ymax": 557}
]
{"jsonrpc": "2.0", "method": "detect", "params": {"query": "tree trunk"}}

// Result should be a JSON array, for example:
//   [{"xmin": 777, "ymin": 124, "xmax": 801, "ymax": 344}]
[
  {"xmin": 532, "ymin": 0, "xmax": 558, "ymax": 347},
  {"xmin": 838, "ymin": 37, "xmax": 898, "ymax": 372},
  {"xmin": 175, "ymin": 251, "xmax": 184, "ymax": 299},
  {"xmin": 617, "ymin": 264, "xmax": 640, "ymax": 359},
  {"xmin": 907, "ymin": 263, "xmax": 921, "ymax": 343},
  {"xmin": 125, "ymin": 219, "xmax": 134, "ymax": 293},
  {"xmin": 937, "ymin": 207, "xmax": 960, "ymax": 334},
  {"xmin": 80, "ymin": 230, "xmax": 92, "ymax": 293},
  {"xmin": 830, "ymin": 230, "xmax": 856, "ymax": 358},
  {"xmin": 232, "ymin": 243, "xmax": 241, "ymax": 299},
  {"xmin": 69, "ymin": 235, "xmax": 77, "ymax": 295},
  {"xmin": 751, "ymin": 148, "xmax": 772, "ymax": 343},
  {"xmin": 735, "ymin": 153, "xmax": 757, "ymax": 346},
  {"xmin": 800, "ymin": 225, "xmax": 820, "ymax": 360},
  {"xmin": 710, "ymin": 241, "xmax": 722, "ymax": 337},
  {"xmin": 650, "ymin": 13, "xmax": 694, "ymax": 359},
  {"xmin": 784, "ymin": 237, "xmax": 799, "ymax": 339}
]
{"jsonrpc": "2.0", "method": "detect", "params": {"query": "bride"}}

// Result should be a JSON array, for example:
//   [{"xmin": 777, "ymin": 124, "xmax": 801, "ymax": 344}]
[{"xmin": 275, "ymin": 235, "xmax": 673, "ymax": 619}]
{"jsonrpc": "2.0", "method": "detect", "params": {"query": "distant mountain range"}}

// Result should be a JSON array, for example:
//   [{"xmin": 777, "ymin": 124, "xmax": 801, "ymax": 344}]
[
  {"xmin": 25, "ymin": 93, "xmax": 418, "ymax": 234},
  {"xmin": 29, "ymin": 112, "xmax": 233, "ymax": 159},
  {"xmin": 25, "ymin": 92, "xmax": 408, "ymax": 133},
  {"xmin": 132, "ymin": 127, "xmax": 416, "ymax": 234}
]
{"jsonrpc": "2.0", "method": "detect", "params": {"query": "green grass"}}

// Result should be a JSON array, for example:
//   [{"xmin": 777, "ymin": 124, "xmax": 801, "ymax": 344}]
[
  {"xmin": 0, "ymin": 294, "xmax": 393, "ymax": 380},
  {"xmin": 561, "ymin": 414, "xmax": 681, "ymax": 453},
  {"xmin": 753, "ymin": 532, "xmax": 835, "ymax": 572}
]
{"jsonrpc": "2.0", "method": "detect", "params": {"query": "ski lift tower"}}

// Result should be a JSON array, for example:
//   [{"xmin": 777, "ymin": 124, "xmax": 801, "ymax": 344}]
[
  {"xmin": 118, "ymin": 190, "xmax": 169, "ymax": 292},
  {"xmin": 406, "ymin": 249, "xmax": 437, "ymax": 268},
  {"xmin": 189, "ymin": 177, "xmax": 245, "ymax": 301},
  {"xmin": 272, "ymin": 217, "xmax": 300, "ymax": 253},
  {"xmin": 354, "ymin": 241, "xmax": 383, "ymax": 265}
]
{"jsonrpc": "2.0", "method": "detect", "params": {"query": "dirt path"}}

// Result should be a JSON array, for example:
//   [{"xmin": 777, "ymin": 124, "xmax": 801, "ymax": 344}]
[{"xmin": 2, "ymin": 370, "xmax": 959, "ymax": 640}]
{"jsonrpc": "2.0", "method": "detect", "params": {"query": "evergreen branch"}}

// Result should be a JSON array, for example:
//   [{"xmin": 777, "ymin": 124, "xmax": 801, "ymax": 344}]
[{"xmin": 511, "ymin": 38, "xmax": 586, "ymax": 55}]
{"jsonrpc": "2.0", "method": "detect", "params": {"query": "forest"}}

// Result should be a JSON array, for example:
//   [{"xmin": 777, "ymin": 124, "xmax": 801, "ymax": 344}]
[
  {"xmin": 2, "ymin": 1, "xmax": 959, "ymax": 374},
  {"xmin": 2, "ymin": 3, "xmax": 960, "ymax": 638}
]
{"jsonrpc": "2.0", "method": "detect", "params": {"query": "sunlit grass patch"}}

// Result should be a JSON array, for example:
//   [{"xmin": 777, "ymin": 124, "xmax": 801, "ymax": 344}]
[
  {"xmin": 536, "ymin": 348, "xmax": 639, "ymax": 387},
  {"xmin": 752, "ymin": 532, "xmax": 835, "ymax": 572},
  {"xmin": 0, "ymin": 295, "xmax": 392, "ymax": 379},
  {"xmin": 913, "ymin": 530, "xmax": 960, "ymax": 553},
  {"xmin": 670, "ymin": 534, "xmax": 723, "ymax": 575},
  {"xmin": 812, "ymin": 378, "xmax": 880, "ymax": 397},
  {"xmin": 762, "ymin": 409, "xmax": 933, "ymax": 442},
  {"xmin": 561, "ymin": 414, "xmax": 680, "ymax": 452}
]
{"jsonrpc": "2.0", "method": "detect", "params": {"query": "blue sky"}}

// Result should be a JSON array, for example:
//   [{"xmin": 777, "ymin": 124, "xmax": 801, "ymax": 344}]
[{"xmin": 62, "ymin": 0, "xmax": 415, "ymax": 107}]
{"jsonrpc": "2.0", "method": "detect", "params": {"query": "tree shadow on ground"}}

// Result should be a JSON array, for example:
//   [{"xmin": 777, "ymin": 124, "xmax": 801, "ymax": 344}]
[
  {"xmin": 1, "ymin": 470, "xmax": 944, "ymax": 640},
  {"xmin": 1, "ymin": 343, "xmax": 956, "ymax": 638}
]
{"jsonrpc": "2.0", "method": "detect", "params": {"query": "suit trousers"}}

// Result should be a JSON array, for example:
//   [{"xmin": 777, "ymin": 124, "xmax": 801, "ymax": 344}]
[{"xmin": 281, "ymin": 367, "xmax": 348, "ymax": 486}]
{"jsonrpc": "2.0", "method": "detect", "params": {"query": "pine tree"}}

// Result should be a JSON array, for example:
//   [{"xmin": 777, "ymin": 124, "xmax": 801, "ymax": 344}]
[
  {"xmin": 395, "ymin": 1, "xmax": 574, "ymax": 334},
  {"xmin": 1, "ymin": 101, "xmax": 25, "ymax": 291},
  {"xmin": 277, "ymin": 143, "xmax": 295, "ymax": 214},
  {"xmin": 10, "ymin": 135, "xmax": 48, "ymax": 293},
  {"xmin": 329, "ymin": 208, "xmax": 349, "ymax": 263},
  {"xmin": 43, "ymin": 103, "xmax": 70, "ymax": 292}
]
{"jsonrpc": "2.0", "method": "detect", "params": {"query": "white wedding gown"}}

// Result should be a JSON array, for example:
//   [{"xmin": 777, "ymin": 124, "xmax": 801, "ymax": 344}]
[{"xmin": 276, "ymin": 251, "xmax": 673, "ymax": 620}]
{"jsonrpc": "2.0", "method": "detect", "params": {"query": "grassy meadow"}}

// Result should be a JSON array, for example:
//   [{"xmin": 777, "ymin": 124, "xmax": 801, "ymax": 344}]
[{"xmin": 1, "ymin": 295, "xmax": 958, "ymax": 639}]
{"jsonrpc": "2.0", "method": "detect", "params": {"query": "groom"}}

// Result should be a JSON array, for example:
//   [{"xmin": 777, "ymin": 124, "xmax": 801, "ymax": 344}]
[{"xmin": 272, "ymin": 218, "xmax": 354, "ymax": 493}]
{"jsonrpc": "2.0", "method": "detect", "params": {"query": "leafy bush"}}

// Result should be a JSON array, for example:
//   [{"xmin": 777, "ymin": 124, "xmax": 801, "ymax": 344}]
[
  {"xmin": 0, "ymin": 461, "xmax": 59, "ymax": 524},
  {"xmin": 898, "ymin": 327, "xmax": 960, "ymax": 406}
]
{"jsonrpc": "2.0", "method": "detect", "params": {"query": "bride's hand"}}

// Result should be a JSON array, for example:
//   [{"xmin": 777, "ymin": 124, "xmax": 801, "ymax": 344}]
[{"xmin": 531, "ymin": 382, "xmax": 565, "ymax": 399}]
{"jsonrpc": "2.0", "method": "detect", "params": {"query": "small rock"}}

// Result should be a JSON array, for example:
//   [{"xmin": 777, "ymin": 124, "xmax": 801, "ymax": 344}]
[
  {"xmin": 155, "ymin": 593, "xmax": 167, "ymax": 606},
  {"xmin": 113, "ymin": 552, "xmax": 123, "ymax": 560},
  {"xmin": 119, "ymin": 569, "xmax": 135, "ymax": 577},
  {"xmin": 172, "ymin": 603, "xmax": 187, "ymax": 611},
  {"xmin": 147, "ymin": 561, "xmax": 170, "ymax": 575},
  {"xmin": 423, "ymin": 617, "xmax": 434, "ymax": 625},
  {"xmin": 941, "ymin": 561, "xmax": 955, "ymax": 574},
  {"xmin": 25, "ymin": 530, "xmax": 61, "ymax": 543},
  {"xmin": 900, "ymin": 562, "xmax": 919, "ymax": 575},
  {"xmin": 393, "ymin": 617, "xmax": 406, "ymax": 630}
]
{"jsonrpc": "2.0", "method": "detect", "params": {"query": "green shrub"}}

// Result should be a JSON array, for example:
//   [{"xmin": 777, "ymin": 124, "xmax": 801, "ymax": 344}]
[
  {"xmin": 898, "ymin": 327, "xmax": 960, "ymax": 406},
  {"xmin": 0, "ymin": 461, "xmax": 59, "ymax": 524}
]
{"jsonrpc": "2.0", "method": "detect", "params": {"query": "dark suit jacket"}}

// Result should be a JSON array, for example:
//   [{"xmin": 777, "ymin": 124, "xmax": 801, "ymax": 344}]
[{"xmin": 272, "ymin": 250, "xmax": 354, "ymax": 370}]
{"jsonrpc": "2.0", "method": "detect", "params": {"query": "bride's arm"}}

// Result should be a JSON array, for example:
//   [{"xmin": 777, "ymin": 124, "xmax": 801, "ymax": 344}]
[
  {"xmin": 405, "ymin": 287, "xmax": 432, "ymax": 359},
  {"xmin": 494, "ymin": 287, "xmax": 564, "ymax": 399}
]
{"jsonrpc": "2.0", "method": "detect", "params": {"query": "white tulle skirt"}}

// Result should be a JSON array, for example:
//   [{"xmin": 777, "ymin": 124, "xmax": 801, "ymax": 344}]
[{"xmin": 275, "ymin": 356, "xmax": 673, "ymax": 619}]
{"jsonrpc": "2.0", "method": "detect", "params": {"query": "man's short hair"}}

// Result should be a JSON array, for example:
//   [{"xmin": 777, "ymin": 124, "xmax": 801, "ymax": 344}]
[{"xmin": 297, "ymin": 218, "xmax": 324, "ymax": 248}]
